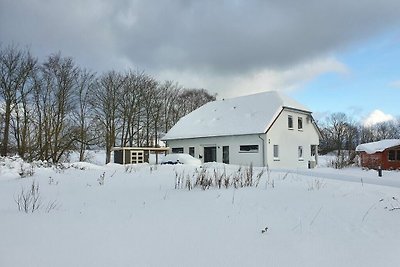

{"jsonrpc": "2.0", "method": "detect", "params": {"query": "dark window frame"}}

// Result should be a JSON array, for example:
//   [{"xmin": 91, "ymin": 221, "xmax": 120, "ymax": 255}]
[
  {"xmin": 288, "ymin": 115, "xmax": 293, "ymax": 129},
  {"xmin": 273, "ymin": 145, "xmax": 279, "ymax": 160},
  {"xmin": 189, "ymin": 147, "xmax": 195, "ymax": 157},
  {"xmin": 239, "ymin": 145, "xmax": 259, "ymax": 153},
  {"xmin": 171, "ymin": 147, "xmax": 184, "ymax": 154},
  {"xmin": 223, "ymin": 146, "xmax": 229, "ymax": 164},
  {"xmin": 310, "ymin": 145, "xmax": 317, "ymax": 157},
  {"xmin": 388, "ymin": 150, "xmax": 396, "ymax": 161},
  {"xmin": 388, "ymin": 150, "xmax": 400, "ymax": 161},
  {"xmin": 298, "ymin": 146, "xmax": 303, "ymax": 160},
  {"xmin": 298, "ymin": 117, "xmax": 303, "ymax": 130}
]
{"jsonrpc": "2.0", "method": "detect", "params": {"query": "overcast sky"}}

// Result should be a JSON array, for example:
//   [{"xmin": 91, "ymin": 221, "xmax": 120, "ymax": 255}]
[{"xmin": 1, "ymin": 0, "xmax": 400, "ymax": 124}]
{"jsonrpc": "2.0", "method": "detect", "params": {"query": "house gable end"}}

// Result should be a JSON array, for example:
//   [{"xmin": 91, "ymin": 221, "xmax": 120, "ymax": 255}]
[{"xmin": 163, "ymin": 91, "xmax": 312, "ymax": 141}]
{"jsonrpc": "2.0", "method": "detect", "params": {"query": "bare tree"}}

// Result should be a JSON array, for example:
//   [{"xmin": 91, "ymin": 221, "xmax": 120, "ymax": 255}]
[
  {"xmin": 373, "ymin": 121, "xmax": 398, "ymax": 140},
  {"xmin": 325, "ymin": 113, "xmax": 349, "ymax": 157},
  {"xmin": 90, "ymin": 71, "xmax": 125, "ymax": 163},
  {"xmin": 179, "ymin": 88, "xmax": 216, "ymax": 114},
  {"xmin": 1, "ymin": 44, "xmax": 219, "ymax": 163},
  {"xmin": 72, "ymin": 69, "xmax": 97, "ymax": 161},
  {"xmin": 320, "ymin": 113, "xmax": 360, "ymax": 168},
  {"xmin": 140, "ymin": 75, "xmax": 159, "ymax": 147},
  {"xmin": 34, "ymin": 53, "xmax": 79, "ymax": 162},
  {"xmin": 359, "ymin": 124, "xmax": 375, "ymax": 144},
  {"xmin": 118, "ymin": 70, "xmax": 145, "ymax": 147},
  {"xmin": 0, "ymin": 45, "xmax": 36, "ymax": 156},
  {"xmin": 159, "ymin": 80, "xmax": 181, "ymax": 134}
]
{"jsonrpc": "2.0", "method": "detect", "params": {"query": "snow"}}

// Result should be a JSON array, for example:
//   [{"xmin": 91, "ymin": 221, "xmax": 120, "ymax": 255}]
[
  {"xmin": 160, "ymin": 153, "xmax": 202, "ymax": 165},
  {"xmin": 162, "ymin": 91, "xmax": 311, "ymax": 140},
  {"xmin": 1, "ymin": 156, "xmax": 400, "ymax": 267},
  {"xmin": 356, "ymin": 139, "xmax": 400, "ymax": 154}
]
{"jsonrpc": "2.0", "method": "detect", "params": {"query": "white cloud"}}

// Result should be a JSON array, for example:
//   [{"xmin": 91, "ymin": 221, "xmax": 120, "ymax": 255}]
[
  {"xmin": 156, "ymin": 56, "xmax": 348, "ymax": 98},
  {"xmin": 363, "ymin": 109, "xmax": 395, "ymax": 126},
  {"xmin": 228, "ymin": 57, "xmax": 349, "ymax": 97}
]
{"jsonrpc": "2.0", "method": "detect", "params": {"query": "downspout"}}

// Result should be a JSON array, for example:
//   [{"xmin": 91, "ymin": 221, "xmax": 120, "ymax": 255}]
[{"xmin": 258, "ymin": 134, "xmax": 265, "ymax": 167}]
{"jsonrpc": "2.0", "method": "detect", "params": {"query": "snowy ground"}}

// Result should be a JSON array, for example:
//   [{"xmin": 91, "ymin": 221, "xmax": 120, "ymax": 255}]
[{"xmin": 0, "ymin": 155, "xmax": 399, "ymax": 267}]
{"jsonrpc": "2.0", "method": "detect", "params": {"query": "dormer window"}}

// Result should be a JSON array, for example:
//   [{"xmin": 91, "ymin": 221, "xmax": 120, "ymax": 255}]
[{"xmin": 288, "ymin": 115, "xmax": 293, "ymax": 129}]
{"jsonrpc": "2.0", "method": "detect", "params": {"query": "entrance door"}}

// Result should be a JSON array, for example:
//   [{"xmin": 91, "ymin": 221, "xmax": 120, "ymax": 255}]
[{"xmin": 204, "ymin": 146, "xmax": 217, "ymax": 163}]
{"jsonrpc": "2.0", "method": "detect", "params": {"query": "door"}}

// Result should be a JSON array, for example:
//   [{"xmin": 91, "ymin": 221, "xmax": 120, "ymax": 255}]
[
  {"xmin": 204, "ymin": 146, "xmax": 217, "ymax": 163},
  {"xmin": 223, "ymin": 146, "xmax": 229, "ymax": 164},
  {"xmin": 131, "ymin": 150, "xmax": 144, "ymax": 164}
]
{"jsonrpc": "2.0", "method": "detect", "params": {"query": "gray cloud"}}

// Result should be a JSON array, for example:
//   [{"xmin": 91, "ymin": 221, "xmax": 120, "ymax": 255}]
[{"xmin": 1, "ymin": 0, "xmax": 400, "ymax": 76}]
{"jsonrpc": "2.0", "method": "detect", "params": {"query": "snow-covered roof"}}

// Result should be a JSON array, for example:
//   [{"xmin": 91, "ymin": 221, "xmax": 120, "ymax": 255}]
[
  {"xmin": 162, "ymin": 91, "xmax": 311, "ymax": 140},
  {"xmin": 356, "ymin": 139, "xmax": 400, "ymax": 154}
]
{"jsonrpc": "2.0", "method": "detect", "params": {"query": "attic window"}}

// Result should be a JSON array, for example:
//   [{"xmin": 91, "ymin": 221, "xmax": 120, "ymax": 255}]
[
  {"xmin": 298, "ymin": 117, "xmax": 303, "ymax": 130},
  {"xmin": 288, "ymin": 115, "xmax": 293, "ymax": 129},
  {"xmin": 240, "ymin": 145, "xmax": 259, "ymax": 153}
]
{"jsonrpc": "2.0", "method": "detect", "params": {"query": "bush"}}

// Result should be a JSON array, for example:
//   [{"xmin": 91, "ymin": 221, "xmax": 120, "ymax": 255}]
[
  {"xmin": 176, "ymin": 164, "xmax": 267, "ymax": 190},
  {"xmin": 14, "ymin": 180, "xmax": 59, "ymax": 213},
  {"xmin": 15, "ymin": 181, "xmax": 41, "ymax": 213}
]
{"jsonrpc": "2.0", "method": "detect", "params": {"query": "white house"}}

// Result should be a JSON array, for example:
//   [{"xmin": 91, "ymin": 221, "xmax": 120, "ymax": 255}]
[{"xmin": 162, "ymin": 91, "xmax": 320, "ymax": 168}]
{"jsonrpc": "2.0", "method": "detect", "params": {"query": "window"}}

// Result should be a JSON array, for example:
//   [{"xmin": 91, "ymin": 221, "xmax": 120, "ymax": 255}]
[
  {"xmin": 204, "ymin": 146, "xmax": 217, "ymax": 162},
  {"xmin": 288, "ymin": 115, "xmax": 293, "ymax": 129},
  {"xmin": 223, "ymin": 146, "xmax": 229, "ymax": 164},
  {"xmin": 189, "ymin": 147, "xmax": 195, "ymax": 157},
  {"xmin": 311, "ymin": 145, "xmax": 317, "ymax": 157},
  {"xmin": 298, "ymin": 117, "xmax": 303, "ymax": 130},
  {"xmin": 273, "ymin": 145, "xmax": 279, "ymax": 159},
  {"xmin": 172, "ymin": 147, "xmax": 184, "ymax": 153},
  {"xmin": 388, "ymin": 150, "xmax": 400, "ymax": 161},
  {"xmin": 240, "ymin": 145, "xmax": 259, "ymax": 153},
  {"xmin": 298, "ymin": 146, "xmax": 303, "ymax": 160},
  {"xmin": 388, "ymin": 150, "xmax": 395, "ymax": 161}
]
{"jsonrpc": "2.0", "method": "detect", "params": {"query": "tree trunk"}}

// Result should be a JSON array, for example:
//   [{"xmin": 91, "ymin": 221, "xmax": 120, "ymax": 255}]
[{"xmin": 1, "ymin": 100, "xmax": 12, "ymax": 156}]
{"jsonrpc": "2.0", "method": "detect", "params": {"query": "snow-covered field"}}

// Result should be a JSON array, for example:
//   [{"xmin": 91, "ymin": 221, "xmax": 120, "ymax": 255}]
[{"xmin": 1, "ymin": 154, "xmax": 399, "ymax": 267}]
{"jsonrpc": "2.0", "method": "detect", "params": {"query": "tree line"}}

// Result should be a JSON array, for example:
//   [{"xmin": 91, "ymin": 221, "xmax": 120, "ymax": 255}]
[
  {"xmin": 0, "ymin": 45, "xmax": 216, "ymax": 163},
  {"xmin": 319, "ymin": 112, "xmax": 400, "ymax": 168},
  {"xmin": 2, "ymin": 45, "xmax": 399, "ymax": 167}
]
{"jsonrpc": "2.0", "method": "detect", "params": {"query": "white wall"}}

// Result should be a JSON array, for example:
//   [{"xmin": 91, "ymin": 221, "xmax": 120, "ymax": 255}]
[
  {"xmin": 165, "ymin": 108, "xmax": 320, "ymax": 169},
  {"xmin": 166, "ymin": 134, "xmax": 265, "ymax": 167},
  {"xmin": 266, "ymin": 108, "xmax": 320, "ymax": 169}
]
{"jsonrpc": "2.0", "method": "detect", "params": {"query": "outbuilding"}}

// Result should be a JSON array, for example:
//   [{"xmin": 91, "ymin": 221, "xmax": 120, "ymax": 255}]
[
  {"xmin": 112, "ymin": 147, "xmax": 169, "ymax": 164},
  {"xmin": 356, "ymin": 139, "xmax": 400, "ymax": 170},
  {"xmin": 161, "ymin": 91, "xmax": 321, "ymax": 168}
]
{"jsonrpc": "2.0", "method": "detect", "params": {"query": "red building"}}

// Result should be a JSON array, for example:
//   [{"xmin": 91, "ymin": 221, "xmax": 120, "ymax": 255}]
[{"xmin": 356, "ymin": 139, "xmax": 400, "ymax": 170}]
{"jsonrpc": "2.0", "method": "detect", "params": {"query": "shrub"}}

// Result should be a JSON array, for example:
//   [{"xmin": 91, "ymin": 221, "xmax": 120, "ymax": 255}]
[
  {"xmin": 18, "ymin": 163, "xmax": 35, "ymax": 178},
  {"xmin": 307, "ymin": 179, "xmax": 326, "ymax": 191},
  {"xmin": 15, "ymin": 180, "xmax": 60, "ymax": 213},
  {"xmin": 177, "ymin": 164, "xmax": 268, "ymax": 191},
  {"xmin": 15, "ymin": 180, "xmax": 42, "ymax": 213}
]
